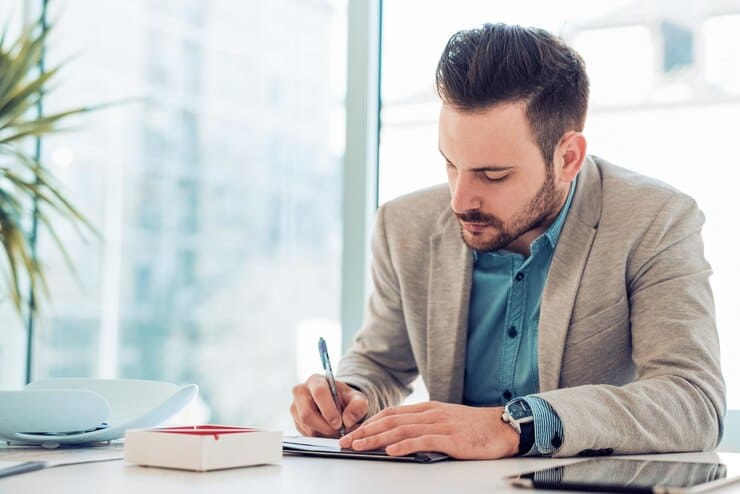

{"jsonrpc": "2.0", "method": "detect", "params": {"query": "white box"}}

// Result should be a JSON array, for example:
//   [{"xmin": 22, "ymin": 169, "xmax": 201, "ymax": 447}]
[{"xmin": 124, "ymin": 425, "xmax": 282, "ymax": 471}]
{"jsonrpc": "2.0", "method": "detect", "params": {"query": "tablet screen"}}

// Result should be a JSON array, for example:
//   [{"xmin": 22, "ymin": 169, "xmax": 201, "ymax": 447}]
[{"xmin": 512, "ymin": 459, "xmax": 738, "ymax": 493}]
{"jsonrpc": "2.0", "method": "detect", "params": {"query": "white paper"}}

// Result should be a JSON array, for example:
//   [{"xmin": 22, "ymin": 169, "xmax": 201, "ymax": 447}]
[
  {"xmin": 282, "ymin": 436, "xmax": 342, "ymax": 452},
  {"xmin": 281, "ymin": 435, "xmax": 450, "ymax": 463}
]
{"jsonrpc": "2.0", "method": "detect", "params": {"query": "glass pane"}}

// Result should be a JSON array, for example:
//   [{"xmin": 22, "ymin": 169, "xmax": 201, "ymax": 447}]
[
  {"xmin": 380, "ymin": 1, "xmax": 740, "ymax": 409},
  {"xmin": 703, "ymin": 14, "xmax": 740, "ymax": 96},
  {"xmin": 32, "ymin": 0, "xmax": 347, "ymax": 429},
  {"xmin": 571, "ymin": 26, "xmax": 655, "ymax": 107}
]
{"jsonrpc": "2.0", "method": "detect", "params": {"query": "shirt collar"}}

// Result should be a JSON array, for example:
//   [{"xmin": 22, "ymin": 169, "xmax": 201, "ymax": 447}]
[{"xmin": 542, "ymin": 175, "xmax": 577, "ymax": 248}]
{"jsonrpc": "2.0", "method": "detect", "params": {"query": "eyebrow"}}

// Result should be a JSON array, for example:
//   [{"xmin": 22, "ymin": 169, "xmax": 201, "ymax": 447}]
[{"xmin": 438, "ymin": 148, "xmax": 515, "ymax": 172}]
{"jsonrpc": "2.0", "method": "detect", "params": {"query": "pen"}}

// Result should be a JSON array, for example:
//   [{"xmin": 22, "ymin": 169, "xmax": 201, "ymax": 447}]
[
  {"xmin": 318, "ymin": 337, "xmax": 346, "ymax": 437},
  {"xmin": 0, "ymin": 461, "xmax": 46, "ymax": 478}
]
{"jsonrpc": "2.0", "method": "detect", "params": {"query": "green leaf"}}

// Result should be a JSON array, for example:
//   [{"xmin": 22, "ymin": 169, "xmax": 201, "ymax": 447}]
[
  {"xmin": 0, "ymin": 14, "xmax": 118, "ymax": 319},
  {"xmin": 1, "ymin": 107, "xmax": 90, "ymax": 141},
  {"xmin": 0, "ymin": 22, "xmax": 49, "ymax": 100},
  {"xmin": 0, "ymin": 65, "xmax": 60, "ymax": 118},
  {"xmin": 0, "ymin": 202, "xmax": 28, "ymax": 312}
]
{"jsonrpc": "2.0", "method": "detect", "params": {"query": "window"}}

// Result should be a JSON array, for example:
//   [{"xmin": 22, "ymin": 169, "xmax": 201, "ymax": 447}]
[
  {"xmin": 703, "ymin": 14, "xmax": 740, "ymax": 96},
  {"xmin": 380, "ymin": 0, "xmax": 740, "ymax": 410},
  {"xmin": 19, "ymin": 0, "xmax": 348, "ymax": 431},
  {"xmin": 571, "ymin": 26, "xmax": 655, "ymax": 107}
]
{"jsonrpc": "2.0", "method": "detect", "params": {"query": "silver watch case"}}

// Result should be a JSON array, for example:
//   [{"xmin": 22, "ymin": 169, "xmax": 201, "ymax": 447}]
[{"xmin": 501, "ymin": 399, "xmax": 534, "ymax": 434}]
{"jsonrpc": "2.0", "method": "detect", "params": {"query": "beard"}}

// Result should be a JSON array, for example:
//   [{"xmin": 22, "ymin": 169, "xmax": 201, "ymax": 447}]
[{"xmin": 455, "ymin": 167, "xmax": 565, "ymax": 252}]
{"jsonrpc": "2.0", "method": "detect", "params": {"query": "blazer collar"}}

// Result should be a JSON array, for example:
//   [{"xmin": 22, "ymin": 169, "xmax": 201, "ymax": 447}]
[{"xmin": 538, "ymin": 156, "xmax": 602, "ymax": 391}]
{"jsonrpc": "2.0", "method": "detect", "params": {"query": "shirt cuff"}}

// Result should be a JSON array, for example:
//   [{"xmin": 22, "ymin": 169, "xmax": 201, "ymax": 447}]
[{"xmin": 520, "ymin": 396, "xmax": 564, "ymax": 456}]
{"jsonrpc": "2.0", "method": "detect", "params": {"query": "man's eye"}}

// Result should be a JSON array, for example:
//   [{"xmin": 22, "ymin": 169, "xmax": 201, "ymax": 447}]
[{"xmin": 483, "ymin": 173, "xmax": 508, "ymax": 183}]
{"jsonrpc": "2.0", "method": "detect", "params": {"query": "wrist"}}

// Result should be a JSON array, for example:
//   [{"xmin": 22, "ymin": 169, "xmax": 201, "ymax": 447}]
[
  {"xmin": 493, "ymin": 406, "xmax": 521, "ymax": 457},
  {"xmin": 501, "ymin": 399, "xmax": 535, "ymax": 456}
]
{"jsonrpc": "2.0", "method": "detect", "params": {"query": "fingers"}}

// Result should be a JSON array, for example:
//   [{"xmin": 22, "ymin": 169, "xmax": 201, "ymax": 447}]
[
  {"xmin": 290, "ymin": 374, "xmax": 339, "ymax": 437},
  {"xmin": 290, "ymin": 404, "xmax": 314, "ymax": 437},
  {"xmin": 338, "ymin": 406, "xmax": 441, "ymax": 449},
  {"xmin": 337, "ymin": 382, "xmax": 369, "ymax": 430},
  {"xmin": 385, "ymin": 434, "xmax": 450, "ymax": 457},
  {"xmin": 290, "ymin": 375, "xmax": 370, "ymax": 437},
  {"xmin": 347, "ymin": 424, "xmax": 432, "ymax": 452},
  {"xmin": 362, "ymin": 401, "xmax": 435, "ymax": 426},
  {"xmin": 306, "ymin": 374, "xmax": 344, "ymax": 431}
]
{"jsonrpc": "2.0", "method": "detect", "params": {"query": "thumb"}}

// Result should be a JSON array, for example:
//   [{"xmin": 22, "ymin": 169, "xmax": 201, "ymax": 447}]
[{"xmin": 337, "ymin": 383, "xmax": 369, "ymax": 427}]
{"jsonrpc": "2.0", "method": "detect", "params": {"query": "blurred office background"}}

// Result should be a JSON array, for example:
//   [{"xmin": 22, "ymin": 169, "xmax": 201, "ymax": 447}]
[{"xmin": 0, "ymin": 0, "xmax": 738, "ymax": 436}]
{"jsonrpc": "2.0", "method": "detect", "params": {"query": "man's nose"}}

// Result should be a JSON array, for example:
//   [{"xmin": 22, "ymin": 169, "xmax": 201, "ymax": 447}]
[{"xmin": 450, "ymin": 173, "xmax": 482, "ymax": 213}]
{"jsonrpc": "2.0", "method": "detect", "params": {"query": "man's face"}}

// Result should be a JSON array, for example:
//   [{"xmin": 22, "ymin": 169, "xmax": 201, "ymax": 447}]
[{"xmin": 439, "ymin": 102, "xmax": 568, "ymax": 254}]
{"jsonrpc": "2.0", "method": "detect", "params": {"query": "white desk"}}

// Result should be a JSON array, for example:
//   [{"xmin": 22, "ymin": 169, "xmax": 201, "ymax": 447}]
[{"xmin": 2, "ymin": 451, "xmax": 740, "ymax": 494}]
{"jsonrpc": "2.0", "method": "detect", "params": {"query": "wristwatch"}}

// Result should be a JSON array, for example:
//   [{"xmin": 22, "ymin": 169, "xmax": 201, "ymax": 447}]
[{"xmin": 501, "ymin": 398, "xmax": 535, "ymax": 456}]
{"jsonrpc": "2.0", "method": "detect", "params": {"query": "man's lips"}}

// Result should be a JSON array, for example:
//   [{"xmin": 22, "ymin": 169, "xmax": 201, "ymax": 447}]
[{"xmin": 461, "ymin": 221, "xmax": 491, "ymax": 232}]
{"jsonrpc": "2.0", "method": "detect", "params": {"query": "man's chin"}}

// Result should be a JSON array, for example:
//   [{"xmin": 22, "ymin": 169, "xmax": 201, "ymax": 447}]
[{"xmin": 461, "ymin": 229, "xmax": 506, "ymax": 252}]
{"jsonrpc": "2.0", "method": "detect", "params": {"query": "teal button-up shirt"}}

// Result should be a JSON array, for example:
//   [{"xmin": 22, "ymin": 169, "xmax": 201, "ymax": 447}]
[{"xmin": 463, "ymin": 178, "xmax": 576, "ymax": 455}]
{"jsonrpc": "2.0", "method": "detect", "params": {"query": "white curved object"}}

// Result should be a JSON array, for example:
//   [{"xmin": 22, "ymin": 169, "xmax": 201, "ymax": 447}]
[
  {"xmin": 0, "ymin": 389, "xmax": 109, "ymax": 440},
  {"xmin": 1, "ymin": 379, "xmax": 198, "ymax": 446}
]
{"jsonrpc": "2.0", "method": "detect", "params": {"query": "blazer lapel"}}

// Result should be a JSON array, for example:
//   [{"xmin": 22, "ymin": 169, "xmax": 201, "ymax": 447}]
[
  {"xmin": 539, "ymin": 158, "xmax": 602, "ymax": 392},
  {"xmin": 426, "ymin": 210, "xmax": 473, "ymax": 404}
]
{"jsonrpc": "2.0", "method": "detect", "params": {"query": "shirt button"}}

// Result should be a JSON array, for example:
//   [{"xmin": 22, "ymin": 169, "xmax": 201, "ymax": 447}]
[
  {"xmin": 503, "ymin": 390, "xmax": 513, "ymax": 400},
  {"xmin": 507, "ymin": 326, "xmax": 518, "ymax": 338},
  {"xmin": 515, "ymin": 272, "xmax": 525, "ymax": 281}
]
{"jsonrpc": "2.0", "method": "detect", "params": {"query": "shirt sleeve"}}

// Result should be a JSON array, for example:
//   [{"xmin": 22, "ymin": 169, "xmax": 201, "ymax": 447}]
[{"xmin": 521, "ymin": 396, "xmax": 564, "ymax": 456}]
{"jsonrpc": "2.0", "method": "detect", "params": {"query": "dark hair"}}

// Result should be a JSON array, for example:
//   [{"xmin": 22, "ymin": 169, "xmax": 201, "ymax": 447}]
[{"xmin": 435, "ymin": 23, "xmax": 589, "ymax": 165}]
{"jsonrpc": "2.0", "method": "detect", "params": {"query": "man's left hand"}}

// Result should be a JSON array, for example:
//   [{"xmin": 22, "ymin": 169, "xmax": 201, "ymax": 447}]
[{"xmin": 337, "ymin": 401, "xmax": 520, "ymax": 459}]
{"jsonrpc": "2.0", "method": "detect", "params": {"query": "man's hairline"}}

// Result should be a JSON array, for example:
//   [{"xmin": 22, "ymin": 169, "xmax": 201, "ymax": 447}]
[{"xmin": 438, "ymin": 95, "xmax": 530, "ymax": 115}]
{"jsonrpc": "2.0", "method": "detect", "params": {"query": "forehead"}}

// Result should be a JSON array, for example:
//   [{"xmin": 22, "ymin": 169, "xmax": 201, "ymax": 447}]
[{"xmin": 438, "ymin": 102, "xmax": 540, "ymax": 168}]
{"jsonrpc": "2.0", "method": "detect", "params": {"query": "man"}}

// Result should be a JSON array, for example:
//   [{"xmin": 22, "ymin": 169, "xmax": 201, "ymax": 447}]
[{"xmin": 290, "ymin": 23, "xmax": 725, "ymax": 459}]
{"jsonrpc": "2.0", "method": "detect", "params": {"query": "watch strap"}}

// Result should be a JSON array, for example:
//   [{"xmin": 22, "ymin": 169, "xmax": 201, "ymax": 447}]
[{"xmin": 518, "ymin": 420, "xmax": 535, "ymax": 455}]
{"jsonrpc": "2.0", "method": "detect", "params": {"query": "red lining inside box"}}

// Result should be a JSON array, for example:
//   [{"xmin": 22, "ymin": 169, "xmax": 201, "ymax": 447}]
[{"xmin": 152, "ymin": 425, "xmax": 258, "ymax": 438}]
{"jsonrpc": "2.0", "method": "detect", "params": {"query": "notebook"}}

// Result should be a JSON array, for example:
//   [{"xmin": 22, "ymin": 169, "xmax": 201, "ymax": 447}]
[{"xmin": 282, "ymin": 436, "xmax": 449, "ymax": 463}]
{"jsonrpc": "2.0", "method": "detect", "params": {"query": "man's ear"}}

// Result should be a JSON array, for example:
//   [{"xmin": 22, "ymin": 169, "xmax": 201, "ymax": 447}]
[{"xmin": 555, "ymin": 131, "xmax": 587, "ymax": 183}]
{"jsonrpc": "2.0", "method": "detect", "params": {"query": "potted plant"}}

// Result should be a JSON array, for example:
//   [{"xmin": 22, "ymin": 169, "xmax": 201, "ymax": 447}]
[{"xmin": 0, "ymin": 16, "xmax": 95, "ymax": 319}]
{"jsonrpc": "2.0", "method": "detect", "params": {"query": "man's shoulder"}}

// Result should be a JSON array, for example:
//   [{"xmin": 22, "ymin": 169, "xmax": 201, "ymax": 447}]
[
  {"xmin": 584, "ymin": 157, "xmax": 704, "ymax": 251},
  {"xmin": 595, "ymin": 156, "xmax": 677, "ymax": 194},
  {"xmin": 591, "ymin": 156, "xmax": 696, "ymax": 213}
]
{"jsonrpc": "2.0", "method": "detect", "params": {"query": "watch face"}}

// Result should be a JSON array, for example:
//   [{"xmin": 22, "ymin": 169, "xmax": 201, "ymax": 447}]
[{"xmin": 506, "ymin": 400, "xmax": 532, "ymax": 420}]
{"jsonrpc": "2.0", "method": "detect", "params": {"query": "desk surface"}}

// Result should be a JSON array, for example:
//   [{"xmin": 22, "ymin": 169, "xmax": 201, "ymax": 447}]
[{"xmin": 2, "ymin": 451, "xmax": 740, "ymax": 494}]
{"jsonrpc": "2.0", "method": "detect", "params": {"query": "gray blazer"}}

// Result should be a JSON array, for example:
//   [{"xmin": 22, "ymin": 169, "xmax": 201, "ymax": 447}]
[{"xmin": 337, "ymin": 156, "xmax": 725, "ymax": 457}]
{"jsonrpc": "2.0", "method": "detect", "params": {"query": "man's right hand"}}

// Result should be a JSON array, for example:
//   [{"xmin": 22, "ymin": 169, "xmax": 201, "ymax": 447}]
[{"xmin": 290, "ymin": 373, "xmax": 369, "ymax": 437}]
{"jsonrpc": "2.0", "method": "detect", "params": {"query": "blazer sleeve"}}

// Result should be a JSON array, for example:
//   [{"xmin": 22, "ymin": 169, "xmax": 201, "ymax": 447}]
[
  {"xmin": 336, "ymin": 203, "xmax": 419, "ymax": 415},
  {"xmin": 537, "ymin": 192, "xmax": 726, "ymax": 457}
]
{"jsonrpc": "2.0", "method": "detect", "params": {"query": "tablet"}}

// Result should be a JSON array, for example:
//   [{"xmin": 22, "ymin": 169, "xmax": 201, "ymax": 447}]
[{"xmin": 510, "ymin": 458, "xmax": 740, "ymax": 494}]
